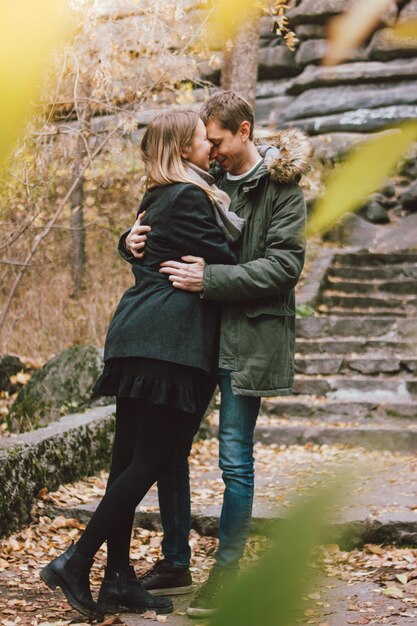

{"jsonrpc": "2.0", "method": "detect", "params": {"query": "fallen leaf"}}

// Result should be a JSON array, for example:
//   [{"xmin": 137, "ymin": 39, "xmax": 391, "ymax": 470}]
[
  {"xmin": 306, "ymin": 592, "xmax": 321, "ymax": 600},
  {"xmin": 364, "ymin": 544, "xmax": 384, "ymax": 555},
  {"xmin": 383, "ymin": 586, "xmax": 403, "ymax": 599},
  {"xmin": 38, "ymin": 622, "xmax": 71, "ymax": 626},
  {"xmin": 9, "ymin": 371, "xmax": 30, "ymax": 386},
  {"xmin": 396, "ymin": 573, "xmax": 408, "ymax": 585}
]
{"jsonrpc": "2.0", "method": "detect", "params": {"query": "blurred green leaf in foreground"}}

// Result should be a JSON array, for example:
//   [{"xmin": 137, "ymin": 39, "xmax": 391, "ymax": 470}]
[
  {"xmin": 211, "ymin": 476, "xmax": 346, "ymax": 626},
  {"xmin": 308, "ymin": 121, "xmax": 417, "ymax": 237}
]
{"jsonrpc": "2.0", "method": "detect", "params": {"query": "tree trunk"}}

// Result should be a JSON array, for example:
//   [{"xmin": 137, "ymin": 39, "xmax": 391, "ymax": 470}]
[
  {"xmin": 221, "ymin": 13, "xmax": 261, "ymax": 110},
  {"xmin": 70, "ymin": 130, "xmax": 87, "ymax": 299}
]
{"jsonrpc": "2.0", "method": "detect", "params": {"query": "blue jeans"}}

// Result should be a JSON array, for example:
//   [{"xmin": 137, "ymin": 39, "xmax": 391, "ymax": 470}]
[{"xmin": 157, "ymin": 368, "xmax": 261, "ymax": 569}]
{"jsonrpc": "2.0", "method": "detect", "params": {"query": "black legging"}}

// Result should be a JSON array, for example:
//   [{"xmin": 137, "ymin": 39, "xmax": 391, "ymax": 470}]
[{"xmin": 76, "ymin": 397, "xmax": 196, "ymax": 563}]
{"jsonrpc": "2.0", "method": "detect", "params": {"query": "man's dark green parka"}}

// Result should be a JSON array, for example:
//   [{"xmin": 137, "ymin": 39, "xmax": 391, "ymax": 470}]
[{"xmin": 202, "ymin": 128, "xmax": 311, "ymax": 397}]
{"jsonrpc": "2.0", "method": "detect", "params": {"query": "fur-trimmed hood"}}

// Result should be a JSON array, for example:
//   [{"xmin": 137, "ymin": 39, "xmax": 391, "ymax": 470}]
[{"xmin": 255, "ymin": 128, "xmax": 312, "ymax": 184}]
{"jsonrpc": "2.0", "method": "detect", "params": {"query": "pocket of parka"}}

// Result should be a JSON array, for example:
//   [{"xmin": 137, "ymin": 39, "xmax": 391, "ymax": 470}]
[{"xmin": 243, "ymin": 298, "xmax": 294, "ymax": 318}]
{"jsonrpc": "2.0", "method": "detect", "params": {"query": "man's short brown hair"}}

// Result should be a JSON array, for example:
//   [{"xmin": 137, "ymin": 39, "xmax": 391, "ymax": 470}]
[{"xmin": 200, "ymin": 90, "xmax": 254, "ymax": 141}]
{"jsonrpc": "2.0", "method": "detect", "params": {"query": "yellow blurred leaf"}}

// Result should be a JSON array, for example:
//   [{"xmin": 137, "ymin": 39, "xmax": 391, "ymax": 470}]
[
  {"xmin": 308, "ymin": 121, "xmax": 417, "ymax": 236},
  {"xmin": 324, "ymin": 0, "xmax": 392, "ymax": 66},
  {"xmin": 388, "ymin": 18, "xmax": 417, "ymax": 42},
  {"xmin": 0, "ymin": 0, "xmax": 71, "ymax": 164},
  {"xmin": 207, "ymin": 0, "xmax": 259, "ymax": 44}
]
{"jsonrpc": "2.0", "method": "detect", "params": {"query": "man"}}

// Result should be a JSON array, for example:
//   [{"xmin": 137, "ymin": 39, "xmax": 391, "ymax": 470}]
[{"xmin": 120, "ymin": 91, "xmax": 310, "ymax": 617}]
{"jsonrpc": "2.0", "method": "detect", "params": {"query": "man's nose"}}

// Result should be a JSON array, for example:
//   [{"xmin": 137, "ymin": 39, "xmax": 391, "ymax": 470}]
[{"xmin": 210, "ymin": 146, "xmax": 218, "ymax": 159}]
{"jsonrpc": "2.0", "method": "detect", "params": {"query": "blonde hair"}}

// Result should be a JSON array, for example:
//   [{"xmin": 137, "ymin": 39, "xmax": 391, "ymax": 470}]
[{"xmin": 140, "ymin": 109, "xmax": 221, "ymax": 205}]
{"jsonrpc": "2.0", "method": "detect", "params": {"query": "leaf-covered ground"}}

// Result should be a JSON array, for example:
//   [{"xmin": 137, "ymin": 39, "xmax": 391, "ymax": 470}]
[
  {"xmin": 1, "ymin": 507, "xmax": 417, "ymax": 626},
  {"xmin": 0, "ymin": 510, "xmax": 215, "ymax": 626},
  {"xmin": 36, "ymin": 436, "xmax": 417, "ymax": 524},
  {"xmin": 1, "ymin": 438, "xmax": 417, "ymax": 625}
]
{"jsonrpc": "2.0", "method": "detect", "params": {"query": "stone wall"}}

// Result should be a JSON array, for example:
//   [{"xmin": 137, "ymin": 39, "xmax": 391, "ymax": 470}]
[
  {"xmin": 52, "ymin": 0, "xmax": 417, "ymax": 156},
  {"xmin": 0, "ymin": 406, "xmax": 115, "ymax": 537},
  {"xmin": 203, "ymin": 0, "xmax": 417, "ymax": 136}
]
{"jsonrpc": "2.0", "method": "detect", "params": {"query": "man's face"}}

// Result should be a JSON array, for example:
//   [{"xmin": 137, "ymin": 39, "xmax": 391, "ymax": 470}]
[{"xmin": 205, "ymin": 118, "xmax": 247, "ymax": 175}]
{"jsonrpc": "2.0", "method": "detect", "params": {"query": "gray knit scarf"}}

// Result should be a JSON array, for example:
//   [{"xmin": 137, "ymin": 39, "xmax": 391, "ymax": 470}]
[{"xmin": 185, "ymin": 162, "xmax": 245, "ymax": 244}]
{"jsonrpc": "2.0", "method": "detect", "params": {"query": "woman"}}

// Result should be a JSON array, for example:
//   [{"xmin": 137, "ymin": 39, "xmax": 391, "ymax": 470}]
[{"xmin": 40, "ymin": 110, "xmax": 239, "ymax": 621}]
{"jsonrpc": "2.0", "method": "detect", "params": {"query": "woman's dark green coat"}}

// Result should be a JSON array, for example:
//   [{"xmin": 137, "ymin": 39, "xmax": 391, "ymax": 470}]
[{"xmin": 106, "ymin": 183, "xmax": 236, "ymax": 373}]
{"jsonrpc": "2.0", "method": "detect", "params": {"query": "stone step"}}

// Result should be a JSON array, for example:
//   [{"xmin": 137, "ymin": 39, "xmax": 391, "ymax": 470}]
[
  {"xmin": 317, "ymin": 305, "xmax": 409, "ymax": 317},
  {"xmin": 280, "ymin": 104, "xmax": 417, "ymax": 135},
  {"xmin": 296, "ymin": 338, "xmax": 412, "ymax": 355},
  {"xmin": 324, "ymin": 277, "xmax": 417, "ymax": 295},
  {"xmin": 262, "ymin": 396, "xmax": 417, "ymax": 419},
  {"xmin": 282, "ymin": 80, "xmax": 417, "ymax": 122},
  {"xmin": 293, "ymin": 376, "xmax": 417, "ymax": 397},
  {"xmin": 333, "ymin": 251, "xmax": 417, "ymax": 267},
  {"xmin": 56, "ymin": 439, "xmax": 417, "ymax": 548},
  {"xmin": 252, "ymin": 422, "xmax": 417, "ymax": 452},
  {"xmin": 329, "ymin": 264, "xmax": 417, "ymax": 281},
  {"xmin": 295, "ymin": 355, "xmax": 417, "ymax": 376},
  {"xmin": 287, "ymin": 59, "xmax": 417, "ymax": 96},
  {"xmin": 207, "ymin": 412, "xmax": 417, "ymax": 452},
  {"xmin": 320, "ymin": 292, "xmax": 417, "ymax": 310},
  {"xmin": 295, "ymin": 315, "xmax": 414, "ymax": 339}
]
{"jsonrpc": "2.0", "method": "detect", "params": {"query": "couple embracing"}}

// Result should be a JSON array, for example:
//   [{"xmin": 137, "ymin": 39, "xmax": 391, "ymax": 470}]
[{"xmin": 40, "ymin": 91, "xmax": 310, "ymax": 621}]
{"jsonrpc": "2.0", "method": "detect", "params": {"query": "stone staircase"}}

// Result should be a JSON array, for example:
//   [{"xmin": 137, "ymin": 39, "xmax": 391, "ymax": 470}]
[
  {"xmin": 259, "ymin": 250, "xmax": 417, "ymax": 451},
  {"xmin": 317, "ymin": 252, "xmax": 417, "ymax": 317}
]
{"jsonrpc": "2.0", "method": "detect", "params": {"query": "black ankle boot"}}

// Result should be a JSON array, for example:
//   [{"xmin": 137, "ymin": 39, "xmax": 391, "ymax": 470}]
[
  {"xmin": 98, "ymin": 565, "xmax": 173, "ymax": 615},
  {"xmin": 40, "ymin": 543, "xmax": 104, "ymax": 622}
]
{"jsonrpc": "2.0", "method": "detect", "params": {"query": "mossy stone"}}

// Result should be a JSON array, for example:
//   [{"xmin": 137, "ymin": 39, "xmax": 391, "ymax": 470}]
[{"xmin": 8, "ymin": 345, "xmax": 103, "ymax": 433}]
